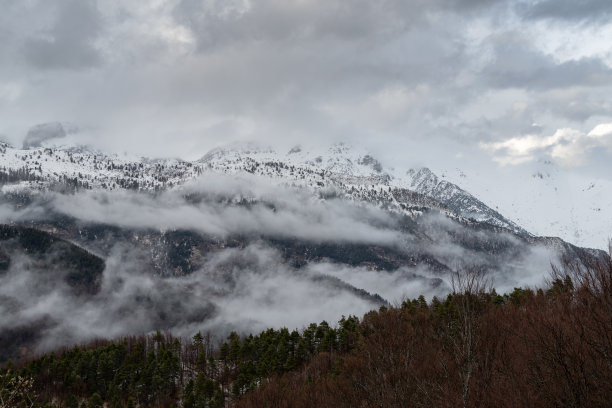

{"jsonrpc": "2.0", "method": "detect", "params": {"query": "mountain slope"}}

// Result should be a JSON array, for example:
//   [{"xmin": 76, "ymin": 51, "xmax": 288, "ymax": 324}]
[
  {"xmin": 0, "ymin": 225, "xmax": 105, "ymax": 361},
  {"xmin": 436, "ymin": 160, "xmax": 612, "ymax": 249},
  {"xmin": 1, "ymin": 141, "xmax": 525, "ymax": 237},
  {"xmin": 0, "ymin": 141, "xmax": 604, "ymax": 360}
]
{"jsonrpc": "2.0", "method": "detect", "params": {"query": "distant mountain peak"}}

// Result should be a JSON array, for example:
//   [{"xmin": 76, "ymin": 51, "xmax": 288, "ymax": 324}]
[
  {"xmin": 22, "ymin": 122, "xmax": 80, "ymax": 150},
  {"xmin": 199, "ymin": 141, "xmax": 275, "ymax": 163},
  {"xmin": 288, "ymin": 145, "xmax": 302, "ymax": 154}
]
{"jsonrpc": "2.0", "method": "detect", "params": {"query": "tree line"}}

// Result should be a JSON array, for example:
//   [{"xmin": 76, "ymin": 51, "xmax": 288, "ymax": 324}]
[
  {"xmin": 238, "ymin": 252, "xmax": 612, "ymax": 408},
  {"xmin": 0, "ymin": 315, "xmax": 361, "ymax": 408}
]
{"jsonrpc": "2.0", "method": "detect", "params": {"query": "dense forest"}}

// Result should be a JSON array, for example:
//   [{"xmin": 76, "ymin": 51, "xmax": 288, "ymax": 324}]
[{"xmin": 2, "ymin": 252, "xmax": 611, "ymax": 407}]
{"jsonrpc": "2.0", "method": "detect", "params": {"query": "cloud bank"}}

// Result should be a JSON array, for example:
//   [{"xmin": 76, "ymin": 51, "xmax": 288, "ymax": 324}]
[
  {"xmin": 0, "ymin": 172, "xmax": 563, "ymax": 355},
  {"xmin": 46, "ymin": 174, "xmax": 404, "ymax": 245}
]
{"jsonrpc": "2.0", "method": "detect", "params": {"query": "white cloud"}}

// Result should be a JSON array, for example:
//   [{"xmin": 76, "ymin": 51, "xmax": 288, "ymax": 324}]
[
  {"xmin": 45, "ymin": 173, "xmax": 405, "ymax": 245},
  {"xmin": 588, "ymin": 122, "xmax": 612, "ymax": 138},
  {"xmin": 481, "ymin": 123, "xmax": 612, "ymax": 167}
]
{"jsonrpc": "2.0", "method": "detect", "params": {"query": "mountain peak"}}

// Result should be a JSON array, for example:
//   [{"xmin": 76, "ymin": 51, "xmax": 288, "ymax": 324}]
[
  {"xmin": 199, "ymin": 141, "xmax": 275, "ymax": 163},
  {"xmin": 406, "ymin": 167, "xmax": 439, "ymax": 190},
  {"xmin": 22, "ymin": 122, "xmax": 80, "ymax": 150}
]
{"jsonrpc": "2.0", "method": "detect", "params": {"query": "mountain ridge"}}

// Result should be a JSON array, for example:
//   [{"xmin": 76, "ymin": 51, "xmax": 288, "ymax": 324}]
[{"xmin": 0, "ymin": 141, "xmax": 532, "ymax": 240}]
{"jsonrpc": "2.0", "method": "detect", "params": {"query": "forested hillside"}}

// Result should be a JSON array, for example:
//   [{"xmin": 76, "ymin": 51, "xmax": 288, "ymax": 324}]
[
  {"xmin": 1, "ymin": 252, "xmax": 611, "ymax": 408},
  {"xmin": 0, "ymin": 225, "xmax": 105, "ymax": 363}
]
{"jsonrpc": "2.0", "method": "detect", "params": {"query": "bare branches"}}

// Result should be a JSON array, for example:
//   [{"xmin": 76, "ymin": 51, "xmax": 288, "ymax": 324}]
[
  {"xmin": 0, "ymin": 371, "xmax": 36, "ymax": 408},
  {"xmin": 450, "ymin": 266, "xmax": 492, "ymax": 297}
]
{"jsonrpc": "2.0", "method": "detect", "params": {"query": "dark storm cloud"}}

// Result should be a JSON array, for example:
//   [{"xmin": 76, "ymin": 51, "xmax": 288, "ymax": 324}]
[
  {"xmin": 536, "ymin": 88, "xmax": 612, "ymax": 122},
  {"xmin": 483, "ymin": 34, "xmax": 612, "ymax": 90},
  {"xmin": 22, "ymin": 0, "xmax": 102, "ymax": 70},
  {"xmin": 172, "ymin": 0, "xmax": 420, "ymax": 52},
  {"xmin": 520, "ymin": 0, "xmax": 612, "ymax": 23}
]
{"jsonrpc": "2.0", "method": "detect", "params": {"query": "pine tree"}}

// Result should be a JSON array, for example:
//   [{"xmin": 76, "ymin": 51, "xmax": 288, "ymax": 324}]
[
  {"xmin": 87, "ymin": 392, "xmax": 103, "ymax": 408},
  {"xmin": 65, "ymin": 394, "xmax": 79, "ymax": 408}
]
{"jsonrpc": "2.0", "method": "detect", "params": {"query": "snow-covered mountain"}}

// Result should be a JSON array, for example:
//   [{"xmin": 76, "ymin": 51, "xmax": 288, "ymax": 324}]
[
  {"xmin": 3, "ymin": 136, "xmax": 609, "ymax": 256},
  {"xmin": 1, "ymin": 139, "xmax": 606, "ymax": 359},
  {"xmin": 2, "ymin": 137, "xmax": 596, "ymax": 296},
  {"xmin": 0, "ymin": 140, "xmax": 529, "ymax": 237}
]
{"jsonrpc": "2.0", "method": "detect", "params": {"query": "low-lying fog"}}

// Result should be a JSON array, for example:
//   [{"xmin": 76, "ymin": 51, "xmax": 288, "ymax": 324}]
[{"xmin": 0, "ymin": 173, "xmax": 559, "ymax": 353}]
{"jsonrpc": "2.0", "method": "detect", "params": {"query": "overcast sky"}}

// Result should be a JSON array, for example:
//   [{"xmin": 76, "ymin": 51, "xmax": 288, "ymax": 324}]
[{"xmin": 0, "ymin": 0, "xmax": 611, "ymax": 174}]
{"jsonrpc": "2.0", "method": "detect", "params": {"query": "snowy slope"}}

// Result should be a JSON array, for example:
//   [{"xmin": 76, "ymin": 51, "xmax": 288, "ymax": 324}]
[
  {"xmin": 0, "ymin": 141, "xmax": 202, "ymax": 192},
  {"xmin": 0, "ymin": 140, "xmax": 588, "ymax": 243},
  {"xmin": 435, "ymin": 160, "xmax": 612, "ymax": 250},
  {"xmin": 402, "ymin": 167, "xmax": 528, "ymax": 236},
  {"xmin": 197, "ymin": 142, "xmax": 528, "ymax": 234}
]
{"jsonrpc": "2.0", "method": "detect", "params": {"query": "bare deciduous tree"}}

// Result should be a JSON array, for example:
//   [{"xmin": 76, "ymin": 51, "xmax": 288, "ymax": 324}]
[
  {"xmin": 0, "ymin": 371, "xmax": 36, "ymax": 408},
  {"xmin": 450, "ymin": 267, "xmax": 491, "ymax": 408}
]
